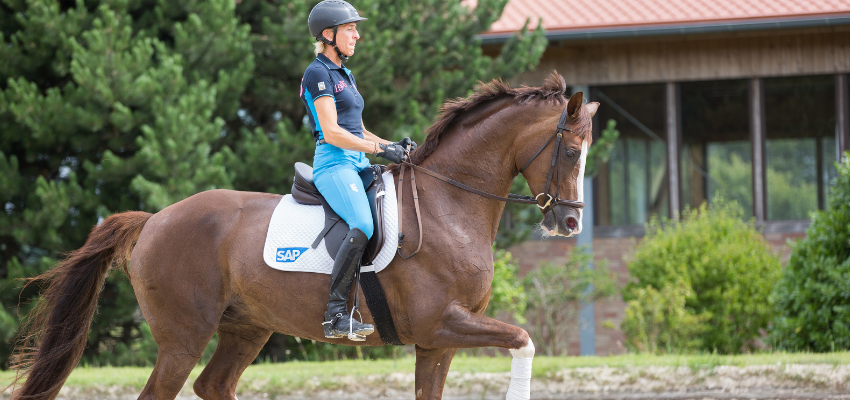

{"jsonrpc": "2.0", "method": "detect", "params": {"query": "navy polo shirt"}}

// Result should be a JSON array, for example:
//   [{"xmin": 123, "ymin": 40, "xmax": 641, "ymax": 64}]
[{"xmin": 300, "ymin": 53, "xmax": 365, "ymax": 141}]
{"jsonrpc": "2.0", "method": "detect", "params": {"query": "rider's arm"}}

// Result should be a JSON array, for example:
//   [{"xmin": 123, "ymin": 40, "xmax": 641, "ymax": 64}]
[{"xmin": 314, "ymin": 96, "xmax": 379, "ymax": 154}]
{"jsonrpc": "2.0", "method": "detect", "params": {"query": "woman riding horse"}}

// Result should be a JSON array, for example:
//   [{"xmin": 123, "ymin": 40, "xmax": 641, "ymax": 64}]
[
  {"xmin": 9, "ymin": 72, "xmax": 598, "ymax": 400},
  {"xmin": 303, "ymin": 0, "xmax": 416, "ymax": 340}
]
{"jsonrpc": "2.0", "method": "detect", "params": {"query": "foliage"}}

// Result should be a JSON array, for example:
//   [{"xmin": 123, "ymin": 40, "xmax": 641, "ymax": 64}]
[
  {"xmin": 523, "ymin": 247, "xmax": 617, "ymax": 356},
  {"xmin": 0, "ymin": 0, "xmax": 246, "ymax": 368},
  {"xmin": 81, "ymin": 323, "xmax": 218, "ymax": 367},
  {"xmin": 584, "ymin": 119, "xmax": 620, "ymax": 178},
  {"xmin": 704, "ymin": 151, "xmax": 753, "ymax": 216},
  {"xmin": 486, "ymin": 248, "xmax": 527, "ymax": 323},
  {"xmin": 621, "ymin": 281, "xmax": 709, "ymax": 354},
  {"xmin": 0, "ymin": 0, "xmax": 547, "ymax": 367},
  {"xmin": 0, "ymin": 299, "xmax": 17, "ymax": 365},
  {"xmin": 770, "ymin": 152, "xmax": 850, "ymax": 352},
  {"xmin": 494, "ymin": 177, "xmax": 537, "ymax": 249},
  {"xmin": 766, "ymin": 166, "xmax": 818, "ymax": 220},
  {"xmin": 703, "ymin": 141, "xmax": 825, "ymax": 221},
  {"xmin": 623, "ymin": 199, "xmax": 782, "ymax": 354},
  {"xmin": 495, "ymin": 118, "xmax": 619, "ymax": 248}
]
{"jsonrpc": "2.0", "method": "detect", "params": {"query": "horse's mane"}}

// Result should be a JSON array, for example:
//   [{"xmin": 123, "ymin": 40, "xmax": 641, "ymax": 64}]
[{"xmin": 391, "ymin": 72, "xmax": 577, "ymax": 172}]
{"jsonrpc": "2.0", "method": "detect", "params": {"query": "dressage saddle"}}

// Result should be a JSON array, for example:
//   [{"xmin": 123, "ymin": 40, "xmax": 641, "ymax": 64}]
[{"xmin": 291, "ymin": 162, "xmax": 386, "ymax": 265}]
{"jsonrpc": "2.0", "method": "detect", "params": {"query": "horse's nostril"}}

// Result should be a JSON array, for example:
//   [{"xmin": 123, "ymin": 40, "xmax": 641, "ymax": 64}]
[{"xmin": 566, "ymin": 217, "xmax": 578, "ymax": 230}]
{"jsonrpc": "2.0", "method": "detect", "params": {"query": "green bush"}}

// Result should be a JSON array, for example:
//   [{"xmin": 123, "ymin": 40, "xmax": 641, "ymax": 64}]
[
  {"xmin": 487, "ymin": 249, "xmax": 527, "ymax": 323},
  {"xmin": 524, "ymin": 247, "xmax": 617, "ymax": 356},
  {"xmin": 623, "ymin": 199, "xmax": 781, "ymax": 354},
  {"xmin": 621, "ymin": 281, "xmax": 709, "ymax": 354},
  {"xmin": 0, "ymin": 303, "xmax": 17, "ymax": 367},
  {"xmin": 770, "ymin": 152, "xmax": 850, "ymax": 352}
]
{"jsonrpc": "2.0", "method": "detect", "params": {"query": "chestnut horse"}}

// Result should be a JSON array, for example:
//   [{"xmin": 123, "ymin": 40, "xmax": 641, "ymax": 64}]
[{"xmin": 10, "ymin": 72, "xmax": 598, "ymax": 400}]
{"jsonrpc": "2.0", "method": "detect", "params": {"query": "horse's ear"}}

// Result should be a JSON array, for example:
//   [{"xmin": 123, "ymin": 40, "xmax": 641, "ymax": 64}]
[
  {"xmin": 567, "ymin": 91, "xmax": 583, "ymax": 118},
  {"xmin": 586, "ymin": 102, "xmax": 600, "ymax": 117}
]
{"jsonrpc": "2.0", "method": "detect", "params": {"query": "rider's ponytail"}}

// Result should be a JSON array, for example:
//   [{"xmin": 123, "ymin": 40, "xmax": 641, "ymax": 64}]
[{"xmin": 314, "ymin": 40, "xmax": 326, "ymax": 56}]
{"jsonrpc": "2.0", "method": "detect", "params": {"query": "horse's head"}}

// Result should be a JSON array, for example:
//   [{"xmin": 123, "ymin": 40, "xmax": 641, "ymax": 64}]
[{"xmin": 517, "ymin": 90, "xmax": 599, "ymax": 238}]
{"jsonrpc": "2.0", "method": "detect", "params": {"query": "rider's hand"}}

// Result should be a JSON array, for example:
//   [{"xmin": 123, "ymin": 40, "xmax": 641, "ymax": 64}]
[
  {"xmin": 376, "ymin": 142, "xmax": 406, "ymax": 163},
  {"xmin": 399, "ymin": 137, "xmax": 418, "ymax": 152}
]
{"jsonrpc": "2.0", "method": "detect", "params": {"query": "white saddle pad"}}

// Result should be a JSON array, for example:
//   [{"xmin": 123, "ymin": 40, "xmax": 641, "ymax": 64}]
[{"xmin": 263, "ymin": 171, "xmax": 398, "ymax": 274}]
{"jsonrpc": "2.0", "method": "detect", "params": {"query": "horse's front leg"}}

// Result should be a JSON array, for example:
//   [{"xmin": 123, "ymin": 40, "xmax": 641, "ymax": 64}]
[
  {"xmin": 414, "ymin": 345, "xmax": 457, "ymax": 399},
  {"xmin": 414, "ymin": 301, "xmax": 535, "ymax": 400}
]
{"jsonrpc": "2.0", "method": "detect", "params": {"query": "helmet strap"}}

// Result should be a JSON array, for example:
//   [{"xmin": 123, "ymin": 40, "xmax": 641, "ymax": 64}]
[
  {"xmin": 316, "ymin": 26, "xmax": 349, "ymax": 62},
  {"xmin": 334, "ymin": 46, "xmax": 349, "ymax": 62},
  {"xmin": 331, "ymin": 26, "xmax": 349, "ymax": 62}
]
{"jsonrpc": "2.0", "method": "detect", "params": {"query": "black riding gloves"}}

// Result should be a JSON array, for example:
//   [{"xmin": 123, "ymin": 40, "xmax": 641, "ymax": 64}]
[
  {"xmin": 399, "ymin": 137, "xmax": 418, "ymax": 152},
  {"xmin": 376, "ymin": 143, "xmax": 406, "ymax": 163}
]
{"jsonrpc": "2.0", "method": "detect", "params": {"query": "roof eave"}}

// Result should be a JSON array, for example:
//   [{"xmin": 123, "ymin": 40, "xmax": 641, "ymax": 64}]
[{"xmin": 478, "ymin": 14, "xmax": 850, "ymax": 45}]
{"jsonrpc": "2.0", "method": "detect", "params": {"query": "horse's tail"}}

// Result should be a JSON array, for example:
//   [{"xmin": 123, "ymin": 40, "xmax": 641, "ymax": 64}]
[{"xmin": 8, "ymin": 211, "xmax": 153, "ymax": 400}]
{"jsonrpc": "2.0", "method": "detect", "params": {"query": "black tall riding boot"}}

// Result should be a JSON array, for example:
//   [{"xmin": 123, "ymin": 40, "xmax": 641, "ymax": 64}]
[{"xmin": 323, "ymin": 228, "xmax": 375, "ymax": 340}]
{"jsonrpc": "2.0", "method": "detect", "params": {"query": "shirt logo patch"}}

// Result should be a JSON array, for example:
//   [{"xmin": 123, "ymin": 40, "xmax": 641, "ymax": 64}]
[
  {"xmin": 334, "ymin": 80, "xmax": 348, "ymax": 93},
  {"xmin": 318, "ymin": 82, "xmax": 326, "ymax": 91},
  {"xmin": 350, "ymin": 183, "xmax": 358, "ymax": 192}
]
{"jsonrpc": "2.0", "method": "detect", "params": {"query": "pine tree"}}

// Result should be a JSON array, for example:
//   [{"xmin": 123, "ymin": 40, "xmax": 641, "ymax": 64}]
[{"xmin": 0, "ymin": 0, "xmax": 252, "ymax": 365}]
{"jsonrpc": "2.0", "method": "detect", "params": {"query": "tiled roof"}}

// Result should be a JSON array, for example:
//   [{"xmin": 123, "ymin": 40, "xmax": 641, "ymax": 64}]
[{"xmin": 473, "ymin": 0, "xmax": 850, "ymax": 34}]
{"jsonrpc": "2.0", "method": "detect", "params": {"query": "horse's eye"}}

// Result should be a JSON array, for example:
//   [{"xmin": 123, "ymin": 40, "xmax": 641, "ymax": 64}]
[{"xmin": 565, "ymin": 149, "xmax": 578, "ymax": 160}]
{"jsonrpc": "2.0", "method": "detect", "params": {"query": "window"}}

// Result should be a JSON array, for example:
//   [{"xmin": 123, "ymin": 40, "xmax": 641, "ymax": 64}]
[
  {"xmin": 764, "ymin": 75, "xmax": 837, "ymax": 220},
  {"xmin": 680, "ymin": 80, "xmax": 752, "ymax": 217},
  {"xmin": 593, "ymin": 84, "xmax": 668, "ymax": 226}
]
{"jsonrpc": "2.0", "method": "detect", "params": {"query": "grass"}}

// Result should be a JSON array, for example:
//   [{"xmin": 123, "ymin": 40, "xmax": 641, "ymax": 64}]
[{"xmin": 1, "ymin": 351, "xmax": 848, "ymax": 393}]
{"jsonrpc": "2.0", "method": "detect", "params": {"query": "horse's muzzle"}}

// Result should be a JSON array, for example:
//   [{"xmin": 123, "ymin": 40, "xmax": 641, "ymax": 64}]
[{"xmin": 541, "ymin": 205, "xmax": 582, "ymax": 237}]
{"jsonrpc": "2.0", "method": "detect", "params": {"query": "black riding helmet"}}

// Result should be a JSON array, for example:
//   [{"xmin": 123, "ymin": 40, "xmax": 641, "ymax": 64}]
[{"xmin": 308, "ymin": 0, "xmax": 367, "ymax": 62}]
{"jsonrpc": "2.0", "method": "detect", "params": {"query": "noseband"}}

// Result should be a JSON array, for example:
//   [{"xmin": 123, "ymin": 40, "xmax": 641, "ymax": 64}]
[{"xmin": 396, "ymin": 104, "xmax": 585, "ymax": 258}]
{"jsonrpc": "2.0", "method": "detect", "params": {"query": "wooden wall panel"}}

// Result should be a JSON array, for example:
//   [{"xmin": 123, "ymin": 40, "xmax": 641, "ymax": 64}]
[{"xmin": 516, "ymin": 27, "xmax": 850, "ymax": 86}]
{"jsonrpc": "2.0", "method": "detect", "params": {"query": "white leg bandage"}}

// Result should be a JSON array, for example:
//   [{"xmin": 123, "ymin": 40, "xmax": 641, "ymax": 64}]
[{"xmin": 505, "ymin": 339, "xmax": 535, "ymax": 400}]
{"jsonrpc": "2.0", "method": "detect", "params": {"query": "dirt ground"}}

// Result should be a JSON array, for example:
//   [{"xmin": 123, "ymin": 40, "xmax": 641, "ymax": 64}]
[{"xmin": 5, "ymin": 363, "xmax": 849, "ymax": 400}]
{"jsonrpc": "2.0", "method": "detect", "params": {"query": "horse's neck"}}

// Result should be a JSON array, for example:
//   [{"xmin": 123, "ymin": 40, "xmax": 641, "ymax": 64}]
[{"xmin": 415, "ymin": 101, "xmax": 522, "ymax": 242}]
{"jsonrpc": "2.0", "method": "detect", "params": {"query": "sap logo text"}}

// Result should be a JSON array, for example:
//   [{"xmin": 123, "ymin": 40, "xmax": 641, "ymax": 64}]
[{"xmin": 276, "ymin": 247, "xmax": 308, "ymax": 263}]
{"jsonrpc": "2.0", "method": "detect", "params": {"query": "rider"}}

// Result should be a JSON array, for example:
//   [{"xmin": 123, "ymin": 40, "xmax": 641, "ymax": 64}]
[{"xmin": 303, "ymin": 0, "xmax": 415, "ymax": 340}]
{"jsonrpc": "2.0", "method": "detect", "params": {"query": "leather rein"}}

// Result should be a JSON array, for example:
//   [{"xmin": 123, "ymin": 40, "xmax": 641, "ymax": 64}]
[{"xmin": 396, "ymin": 105, "xmax": 585, "ymax": 258}]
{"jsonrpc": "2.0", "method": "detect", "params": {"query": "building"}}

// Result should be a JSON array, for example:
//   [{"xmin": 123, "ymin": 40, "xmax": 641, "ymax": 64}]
[{"xmin": 481, "ymin": 0, "xmax": 850, "ymax": 356}]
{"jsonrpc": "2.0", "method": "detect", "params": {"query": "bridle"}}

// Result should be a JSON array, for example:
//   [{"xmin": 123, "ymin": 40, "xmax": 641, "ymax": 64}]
[
  {"xmin": 517, "ymin": 104, "xmax": 585, "ymax": 213},
  {"xmin": 396, "ymin": 105, "xmax": 585, "ymax": 258}
]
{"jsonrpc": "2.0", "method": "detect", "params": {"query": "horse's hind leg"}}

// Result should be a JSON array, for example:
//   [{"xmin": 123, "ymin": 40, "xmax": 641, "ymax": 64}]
[
  {"xmin": 138, "ymin": 325, "xmax": 217, "ymax": 400},
  {"xmin": 193, "ymin": 324, "xmax": 272, "ymax": 400}
]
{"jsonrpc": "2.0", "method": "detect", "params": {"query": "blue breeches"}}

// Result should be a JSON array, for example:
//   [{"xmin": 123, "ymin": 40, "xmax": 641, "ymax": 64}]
[{"xmin": 313, "ymin": 165, "xmax": 374, "ymax": 239}]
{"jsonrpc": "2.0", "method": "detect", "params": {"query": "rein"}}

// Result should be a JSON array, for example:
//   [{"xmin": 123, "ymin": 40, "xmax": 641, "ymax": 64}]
[{"xmin": 396, "ymin": 105, "xmax": 585, "ymax": 258}]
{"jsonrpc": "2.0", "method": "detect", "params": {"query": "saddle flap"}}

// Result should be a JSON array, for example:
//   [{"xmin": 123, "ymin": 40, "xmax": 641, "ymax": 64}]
[{"xmin": 361, "ymin": 165, "xmax": 386, "ymax": 265}]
